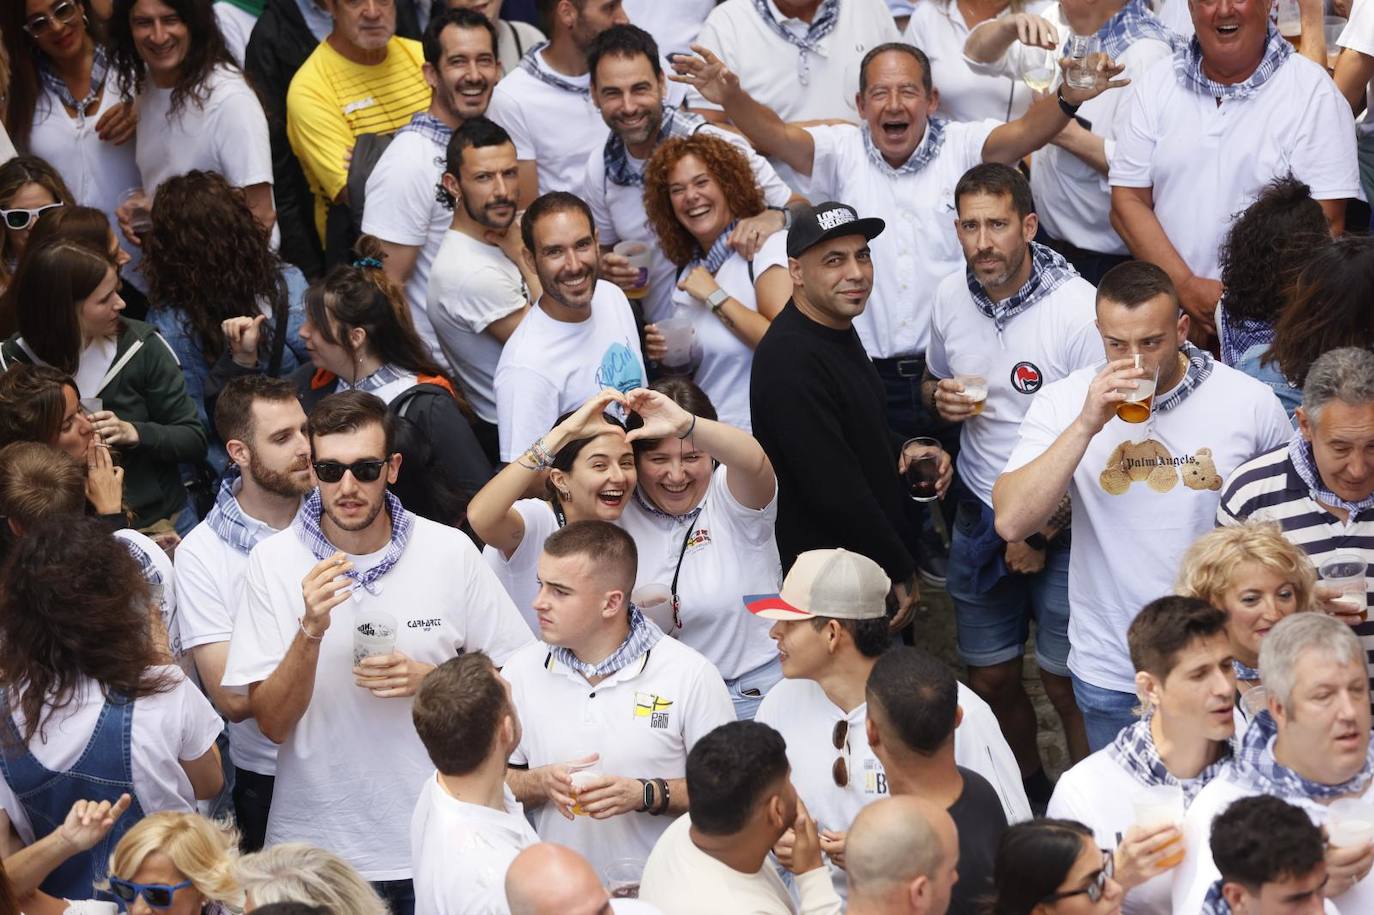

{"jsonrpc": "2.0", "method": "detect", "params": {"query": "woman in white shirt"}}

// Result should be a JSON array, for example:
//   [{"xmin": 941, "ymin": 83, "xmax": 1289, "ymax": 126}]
[{"xmin": 642, "ymin": 133, "xmax": 791, "ymax": 433}]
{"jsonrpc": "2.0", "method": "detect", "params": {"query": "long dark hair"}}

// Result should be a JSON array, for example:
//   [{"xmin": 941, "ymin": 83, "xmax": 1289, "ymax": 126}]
[
  {"xmin": 144, "ymin": 170, "xmax": 287, "ymax": 362},
  {"xmin": 1267, "ymin": 235, "xmax": 1374, "ymax": 388},
  {"xmin": 986, "ymin": 819, "xmax": 1095, "ymax": 915},
  {"xmin": 0, "ymin": 363, "xmax": 78, "ymax": 447},
  {"xmin": 1217, "ymin": 175, "xmax": 1327, "ymax": 325},
  {"xmin": 107, "ymin": 0, "xmax": 235, "ymax": 114},
  {"xmin": 12, "ymin": 239, "xmax": 115, "ymax": 372},
  {"xmin": 0, "ymin": 0, "xmax": 107, "ymax": 150},
  {"xmin": 0, "ymin": 516, "xmax": 174, "ymax": 745}
]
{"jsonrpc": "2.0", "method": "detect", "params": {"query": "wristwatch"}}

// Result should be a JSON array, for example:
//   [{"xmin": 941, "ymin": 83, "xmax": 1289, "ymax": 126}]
[
  {"xmin": 705, "ymin": 287, "xmax": 730, "ymax": 313},
  {"xmin": 1025, "ymin": 532, "xmax": 1049, "ymax": 551},
  {"xmin": 1056, "ymin": 86, "xmax": 1082, "ymax": 118}
]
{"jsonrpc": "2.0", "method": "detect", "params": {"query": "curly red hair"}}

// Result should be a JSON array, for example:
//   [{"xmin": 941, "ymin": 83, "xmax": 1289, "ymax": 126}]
[{"xmin": 643, "ymin": 134, "xmax": 767, "ymax": 268}]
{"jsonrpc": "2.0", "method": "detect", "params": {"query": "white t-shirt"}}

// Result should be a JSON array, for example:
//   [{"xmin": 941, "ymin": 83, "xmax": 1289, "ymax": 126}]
[
  {"xmin": 1003, "ymin": 362, "xmax": 1293, "ymax": 692},
  {"xmin": 1174, "ymin": 770, "xmax": 1374, "ymax": 913},
  {"xmin": 487, "ymin": 53, "xmax": 607, "ymax": 194},
  {"xmin": 482, "ymin": 498, "xmax": 559, "ymax": 634},
  {"xmin": 1339, "ymin": 0, "xmax": 1374, "ymax": 139},
  {"xmin": 410, "ymin": 773, "xmax": 539, "ymax": 915},
  {"xmin": 426, "ymin": 228, "xmax": 528, "ymax": 424},
  {"xmin": 926, "ymin": 269, "xmax": 1101, "ymax": 507},
  {"xmin": 222, "ymin": 516, "xmax": 533, "ymax": 879},
  {"xmin": 904, "ymin": 0, "xmax": 1051, "ymax": 123},
  {"xmin": 493, "ymin": 281, "xmax": 646, "ymax": 462},
  {"xmin": 113, "ymin": 528, "xmax": 188, "ymax": 674},
  {"xmin": 362, "ymin": 128, "xmax": 452, "ymax": 362},
  {"xmin": 583, "ymin": 122, "xmax": 793, "ymax": 326},
  {"xmin": 754, "ymin": 677, "xmax": 1030, "ymax": 899},
  {"xmin": 623, "ymin": 0, "xmax": 717, "ymax": 52},
  {"xmin": 965, "ymin": 4, "xmax": 1175, "ymax": 253},
  {"xmin": 1109, "ymin": 52, "xmax": 1360, "ymax": 281},
  {"xmin": 0, "ymin": 668, "xmax": 222, "ymax": 844},
  {"xmin": 503, "ymin": 636, "xmax": 734, "ymax": 877},
  {"xmin": 806, "ymin": 119, "xmax": 996, "ymax": 358},
  {"xmin": 618, "ymin": 467, "xmax": 780, "ymax": 681},
  {"xmin": 214, "ymin": 2, "xmax": 258, "ymax": 66},
  {"xmin": 667, "ymin": 232, "xmax": 789, "ymax": 433},
  {"xmin": 640, "ymin": 814, "xmax": 843, "ymax": 915}
]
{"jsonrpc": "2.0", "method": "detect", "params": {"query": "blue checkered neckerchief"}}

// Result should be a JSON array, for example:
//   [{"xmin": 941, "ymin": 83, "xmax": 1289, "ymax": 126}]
[
  {"xmin": 861, "ymin": 117, "xmax": 947, "ymax": 178},
  {"xmin": 604, "ymin": 105, "xmax": 707, "ymax": 188},
  {"xmin": 1173, "ymin": 27, "xmax": 1293, "ymax": 101},
  {"xmin": 633, "ymin": 487, "xmax": 704, "ymax": 524},
  {"xmin": 1153, "ymin": 342, "xmax": 1214, "ymax": 414},
  {"xmin": 683, "ymin": 220, "xmax": 740, "ymax": 279},
  {"xmin": 1105, "ymin": 713, "xmax": 1235, "ymax": 806},
  {"xmin": 1289, "ymin": 436, "xmax": 1374, "ymax": 522},
  {"xmin": 39, "ymin": 45, "xmax": 108, "ymax": 124},
  {"xmin": 551, "ymin": 607, "xmax": 664, "ymax": 680},
  {"xmin": 966, "ymin": 241, "xmax": 1078, "ymax": 335},
  {"xmin": 518, "ymin": 42, "xmax": 589, "ymax": 97},
  {"xmin": 751, "ymin": 0, "xmax": 839, "ymax": 55},
  {"xmin": 1094, "ymin": 0, "xmax": 1181, "ymax": 60},
  {"xmin": 1216, "ymin": 300, "xmax": 1275, "ymax": 368},
  {"xmin": 397, "ymin": 111, "xmax": 453, "ymax": 149},
  {"xmin": 1201, "ymin": 882, "xmax": 1232, "ymax": 915},
  {"xmin": 1234, "ymin": 660, "xmax": 1261, "ymax": 683},
  {"xmin": 335, "ymin": 363, "xmax": 410, "ymax": 395},
  {"xmin": 293, "ymin": 489, "xmax": 413, "ymax": 596},
  {"xmin": 206, "ymin": 466, "xmax": 267, "ymax": 555},
  {"xmin": 1233, "ymin": 709, "xmax": 1374, "ymax": 801}
]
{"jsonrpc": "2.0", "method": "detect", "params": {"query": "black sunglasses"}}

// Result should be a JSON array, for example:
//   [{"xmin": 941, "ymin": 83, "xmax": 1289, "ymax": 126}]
[
  {"xmin": 23, "ymin": 0, "xmax": 82, "ymax": 36},
  {"xmin": 1040, "ymin": 849, "xmax": 1114, "ymax": 905},
  {"xmin": 312, "ymin": 458, "xmax": 387, "ymax": 483}
]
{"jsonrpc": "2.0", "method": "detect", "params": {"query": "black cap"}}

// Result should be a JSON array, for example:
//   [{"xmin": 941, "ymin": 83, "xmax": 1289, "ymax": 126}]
[{"xmin": 785, "ymin": 201, "xmax": 886, "ymax": 259}]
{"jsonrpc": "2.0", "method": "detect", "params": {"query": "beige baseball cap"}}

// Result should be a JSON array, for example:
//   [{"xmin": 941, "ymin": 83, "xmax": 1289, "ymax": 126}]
[{"xmin": 745, "ymin": 548, "xmax": 891, "ymax": 621}]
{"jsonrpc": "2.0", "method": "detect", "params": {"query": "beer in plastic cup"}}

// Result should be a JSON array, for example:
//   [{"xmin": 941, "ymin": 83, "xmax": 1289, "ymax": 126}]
[
  {"xmin": 569, "ymin": 760, "xmax": 601, "ymax": 816},
  {"xmin": 1116, "ymin": 354, "xmax": 1159, "ymax": 424},
  {"xmin": 1328, "ymin": 799, "xmax": 1374, "ymax": 848},
  {"xmin": 951, "ymin": 354, "xmax": 989, "ymax": 417},
  {"xmin": 613, "ymin": 240, "xmax": 653, "ymax": 300},
  {"xmin": 1132, "ymin": 784, "xmax": 1185, "ymax": 868}
]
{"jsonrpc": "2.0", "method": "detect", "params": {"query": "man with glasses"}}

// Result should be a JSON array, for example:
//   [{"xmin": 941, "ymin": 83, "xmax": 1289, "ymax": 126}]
[{"xmin": 223, "ymin": 390, "xmax": 531, "ymax": 915}]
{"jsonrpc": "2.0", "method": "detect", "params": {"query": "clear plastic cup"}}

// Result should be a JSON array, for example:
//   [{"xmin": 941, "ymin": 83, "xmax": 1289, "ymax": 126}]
[
  {"xmin": 1328, "ymin": 798, "xmax": 1374, "ymax": 848},
  {"xmin": 352, "ymin": 608, "xmax": 397, "ymax": 667},
  {"xmin": 603, "ymin": 858, "xmax": 645, "ymax": 898},
  {"xmin": 1065, "ymin": 34, "xmax": 1100, "ymax": 89},
  {"xmin": 655, "ymin": 318, "xmax": 695, "ymax": 376},
  {"xmin": 1319, "ymin": 552, "xmax": 1367, "ymax": 619},
  {"xmin": 613, "ymin": 240, "xmax": 653, "ymax": 300},
  {"xmin": 1132, "ymin": 784, "xmax": 1185, "ymax": 868},
  {"xmin": 1326, "ymin": 16, "xmax": 1347, "ymax": 69},
  {"xmin": 951, "ymin": 354, "xmax": 989, "ymax": 417},
  {"xmin": 569, "ymin": 759, "xmax": 601, "ymax": 817},
  {"xmin": 119, "ymin": 186, "xmax": 153, "ymax": 238}
]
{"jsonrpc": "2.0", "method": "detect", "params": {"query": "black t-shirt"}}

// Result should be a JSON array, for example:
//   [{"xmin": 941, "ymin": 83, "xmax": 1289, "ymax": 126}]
[{"xmin": 947, "ymin": 765, "xmax": 1010, "ymax": 915}]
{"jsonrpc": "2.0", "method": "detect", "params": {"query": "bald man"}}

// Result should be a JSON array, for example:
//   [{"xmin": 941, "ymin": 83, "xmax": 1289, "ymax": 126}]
[
  {"xmin": 846, "ymin": 797, "xmax": 959, "ymax": 915},
  {"xmin": 504, "ymin": 843, "xmax": 664, "ymax": 915}
]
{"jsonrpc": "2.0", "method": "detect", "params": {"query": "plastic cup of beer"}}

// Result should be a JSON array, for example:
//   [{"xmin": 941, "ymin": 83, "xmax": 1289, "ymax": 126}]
[
  {"xmin": 1132, "ymin": 784, "xmax": 1185, "ymax": 868},
  {"xmin": 655, "ymin": 318, "xmax": 695, "ymax": 376},
  {"xmin": 1328, "ymin": 799, "xmax": 1374, "ymax": 848},
  {"xmin": 902, "ymin": 436, "xmax": 942, "ymax": 503},
  {"xmin": 613, "ymin": 240, "xmax": 653, "ymax": 300},
  {"xmin": 568, "ymin": 759, "xmax": 601, "ymax": 816},
  {"xmin": 1319, "ymin": 552, "xmax": 1367, "ymax": 620},
  {"xmin": 1116, "ymin": 354, "xmax": 1160, "ymax": 424},
  {"xmin": 603, "ymin": 859, "xmax": 644, "ymax": 899},
  {"xmin": 951, "ymin": 354, "xmax": 989, "ymax": 417},
  {"xmin": 352, "ymin": 608, "xmax": 397, "ymax": 667},
  {"xmin": 632, "ymin": 582, "xmax": 677, "ymax": 635}
]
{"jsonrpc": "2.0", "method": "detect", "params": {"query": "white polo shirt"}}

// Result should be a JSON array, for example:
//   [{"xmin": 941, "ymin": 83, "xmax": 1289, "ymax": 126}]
[
  {"xmin": 1109, "ymin": 52, "xmax": 1360, "ymax": 281},
  {"xmin": 493, "ymin": 281, "xmax": 646, "ymax": 462},
  {"xmin": 618, "ymin": 466, "xmax": 780, "ymax": 681},
  {"xmin": 503, "ymin": 636, "xmax": 734, "ymax": 878},
  {"xmin": 965, "ymin": 4, "xmax": 1174, "ymax": 254},
  {"xmin": 805, "ymin": 119, "xmax": 996, "ymax": 358},
  {"xmin": 755, "ymin": 677, "xmax": 1030, "ymax": 899},
  {"xmin": 426, "ymin": 227, "xmax": 528, "ymax": 424},
  {"xmin": 1002, "ymin": 363, "xmax": 1293, "ymax": 693},
  {"xmin": 362, "ymin": 128, "xmax": 451, "ymax": 362},
  {"xmin": 410, "ymin": 774, "xmax": 539, "ymax": 915},
  {"xmin": 926, "ymin": 268, "xmax": 1101, "ymax": 507},
  {"xmin": 222, "ymin": 515, "xmax": 533, "ymax": 879},
  {"xmin": 583, "ymin": 122, "xmax": 793, "ymax": 326},
  {"xmin": 482, "ymin": 498, "xmax": 560, "ymax": 634}
]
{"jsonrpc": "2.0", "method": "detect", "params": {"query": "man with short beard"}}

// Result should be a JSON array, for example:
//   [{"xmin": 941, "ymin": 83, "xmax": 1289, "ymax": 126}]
[
  {"xmin": 363, "ymin": 8, "xmax": 502, "ymax": 362},
  {"xmin": 174, "ymin": 375, "xmax": 314, "ymax": 851},
  {"xmin": 223, "ymin": 391, "xmax": 531, "ymax": 915}
]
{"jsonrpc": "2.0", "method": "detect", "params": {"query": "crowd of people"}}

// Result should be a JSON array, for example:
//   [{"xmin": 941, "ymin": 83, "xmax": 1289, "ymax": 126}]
[{"xmin": 2, "ymin": 0, "xmax": 1374, "ymax": 912}]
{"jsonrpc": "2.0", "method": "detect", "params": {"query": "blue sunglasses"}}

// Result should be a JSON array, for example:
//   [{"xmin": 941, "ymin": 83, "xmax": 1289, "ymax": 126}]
[{"xmin": 109, "ymin": 876, "xmax": 193, "ymax": 910}]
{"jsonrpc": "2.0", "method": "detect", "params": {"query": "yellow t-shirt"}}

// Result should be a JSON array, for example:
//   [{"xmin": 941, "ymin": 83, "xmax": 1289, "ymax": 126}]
[{"xmin": 285, "ymin": 36, "xmax": 432, "ymax": 237}]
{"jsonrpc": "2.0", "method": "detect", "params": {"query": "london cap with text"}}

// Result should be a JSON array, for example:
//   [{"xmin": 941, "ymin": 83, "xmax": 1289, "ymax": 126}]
[
  {"xmin": 745, "ymin": 548, "xmax": 891, "ymax": 621},
  {"xmin": 785, "ymin": 201, "xmax": 886, "ymax": 259}
]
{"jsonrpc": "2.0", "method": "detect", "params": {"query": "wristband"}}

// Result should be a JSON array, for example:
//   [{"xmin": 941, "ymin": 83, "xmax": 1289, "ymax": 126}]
[
  {"xmin": 651, "ymin": 778, "xmax": 670, "ymax": 815},
  {"xmin": 299, "ymin": 618, "xmax": 324, "ymax": 641},
  {"xmin": 705, "ymin": 287, "xmax": 730, "ymax": 313},
  {"xmin": 677, "ymin": 414, "xmax": 697, "ymax": 440},
  {"xmin": 639, "ymin": 778, "xmax": 652, "ymax": 813}
]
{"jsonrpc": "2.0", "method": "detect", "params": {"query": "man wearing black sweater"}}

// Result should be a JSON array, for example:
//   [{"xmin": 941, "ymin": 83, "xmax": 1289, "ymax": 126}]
[{"xmin": 750, "ymin": 202, "xmax": 949, "ymax": 631}]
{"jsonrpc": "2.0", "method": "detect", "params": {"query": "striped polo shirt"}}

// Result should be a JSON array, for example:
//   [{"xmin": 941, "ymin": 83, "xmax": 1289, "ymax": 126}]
[{"xmin": 1217, "ymin": 443, "xmax": 1374, "ymax": 699}]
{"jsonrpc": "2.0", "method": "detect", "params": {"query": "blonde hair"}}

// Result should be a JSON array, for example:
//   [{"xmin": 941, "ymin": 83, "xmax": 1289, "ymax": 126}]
[
  {"xmin": 108, "ymin": 813, "xmax": 242, "ymax": 908},
  {"xmin": 1176, "ymin": 521, "xmax": 1318, "ymax": 612},
  {"xmin": 234, "ymin": 844, "xmax": 386, "ymax": 915}
]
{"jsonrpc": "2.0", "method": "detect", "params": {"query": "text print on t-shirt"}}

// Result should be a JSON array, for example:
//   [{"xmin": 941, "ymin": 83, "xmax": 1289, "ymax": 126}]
[
  {"xmin": 1098, "ymin": 437, "xmax": 1224, "ymax": 496},
  {"xmin": 863, "ymin": 757, "xmax": 888, "ymax": 797},
  {"xmin": 634, "ymin": 692, "xmax": 674, "ymax": 730},
  {"xmin": 597, "ymin": 342, "xmax": 644, "ymax": 394}
]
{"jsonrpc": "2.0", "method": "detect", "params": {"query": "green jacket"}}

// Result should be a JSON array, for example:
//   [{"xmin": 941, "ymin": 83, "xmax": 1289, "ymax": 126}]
[{"xmin": 1, "ymin": 319, "xmax": 208, "ymax": 529}]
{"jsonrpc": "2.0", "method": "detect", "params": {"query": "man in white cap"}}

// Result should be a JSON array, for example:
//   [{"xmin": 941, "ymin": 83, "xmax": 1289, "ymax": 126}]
[{"xmin": 749, "ymin": 548, "xmax": 1029, "ymax": 900}]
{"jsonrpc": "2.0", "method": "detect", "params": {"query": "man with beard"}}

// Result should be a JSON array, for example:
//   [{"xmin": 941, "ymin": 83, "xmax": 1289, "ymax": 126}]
[
  {"xmin": 363, "ymin": 8, "xmax": 502, "ymax": 362},
  {"xmin": 174, "ymin": 375, "xmax": 314, "ymax": 851},
  {"xmin": 492, "ymin": 191, "xmax": 645, "ymax": 462},
  {"xmin": 223, "ymin": 390, "xmax": 531, "ymax": 915},
  {"xmin": 427, "ymin": 117, "xmax": 539, "ymax": 463}
]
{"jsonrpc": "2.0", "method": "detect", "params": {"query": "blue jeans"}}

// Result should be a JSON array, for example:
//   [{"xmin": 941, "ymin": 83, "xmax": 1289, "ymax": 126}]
[
  {"xmin": 1072, "ymin": 674, "xmax": 1140, "ymax": 752},
  {"xmin": 725, "ymin": 655, "xmax": 784, "ymax": 721},
  {"xmin": 372, "ymin": 878, "xmax": 414, "ymax": 915}
]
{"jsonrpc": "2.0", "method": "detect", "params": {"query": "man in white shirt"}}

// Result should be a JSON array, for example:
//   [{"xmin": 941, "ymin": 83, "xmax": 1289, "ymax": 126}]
[
  {"xmin": 1109, "ymin": 0, "xmax": 1359, "ymax": 344},
  {"xmin": 924, "ymin": 163, "xmax": 1099, "ymax": 796},
  {"xmin": 752, "ymin": 548, "xmax": 1029, "ymax": 900},
  {"xmin": 639, "ymin": 721, "xmax": 843, "ymax": 915},
  {"xmin": 502, "ymin": 521, "xmax": 734, "ymax": 878},
  {"xmin": 1174, "ymin": 614, "xmax": 1374, "ymax": 912},
  {"xmin": 363, "ymin": 8, "xmax": 502, "ymax": 362},
  {"xmin": 223, "ymin": 391, "xmax": 531, "ymax": 913},
  {"xmin": 174, "ymin": 376, "xmax": 312, "ymax": 852},
  {"xmin": 584, "ymin": 24, "xmax": 796, "ymax": 325},
  {"xmin": 845, "ymin": 797, "xmax": 959, "ymax": 915},
  {"xmin": 963, "ymin": 0, "xmax": 1177, "ymax": 283},
  {"xmin": 993, "ymin": 262, "xmax": 1291, "ymax": 750},
  {"xmin": 1048, "ymin": 596, "xmax": 1238, "ymax": 915},
  {"xmin": 427, "ymin": 116, "xmax": 538, "ymax": 462},
  {"xmin": 493, "ymin": 191, "xmax": 645, "ymax": 462},
  {"xmin": 1207, "ymin": 795, "xmax": 1338, "ymax": 915},
  {"xmin": 486, "ymin": 0, "xmax": 630, "ymax": 199},
  {"xmin": 410, "ymin": 652, "xmax": 538, "ymax": 915}
]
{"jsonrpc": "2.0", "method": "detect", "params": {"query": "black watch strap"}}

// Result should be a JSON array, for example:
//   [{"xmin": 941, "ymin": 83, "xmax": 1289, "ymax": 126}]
[
  {"xmin": 639, "ymin": 778, "xmax": 653, "ymax": 813},
  {"xmin": 1025, "ymin": 532, "xmax": 1049, "ymax": 550},
  {"xmin": 1057, "ymin": 87, "xmax": 1082, "ymax": 117}
]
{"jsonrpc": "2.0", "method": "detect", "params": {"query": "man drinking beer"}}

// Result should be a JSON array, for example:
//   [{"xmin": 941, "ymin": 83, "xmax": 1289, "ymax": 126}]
[{"xmin": 992, "ymin": 262, "xmax": 1290, "ymax": 751}]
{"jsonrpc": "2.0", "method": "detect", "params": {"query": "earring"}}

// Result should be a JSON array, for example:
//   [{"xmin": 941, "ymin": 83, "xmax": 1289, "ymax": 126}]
[{"xmin": 558, "ymin": 488, "xmax": 572, "ymax": 502}]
